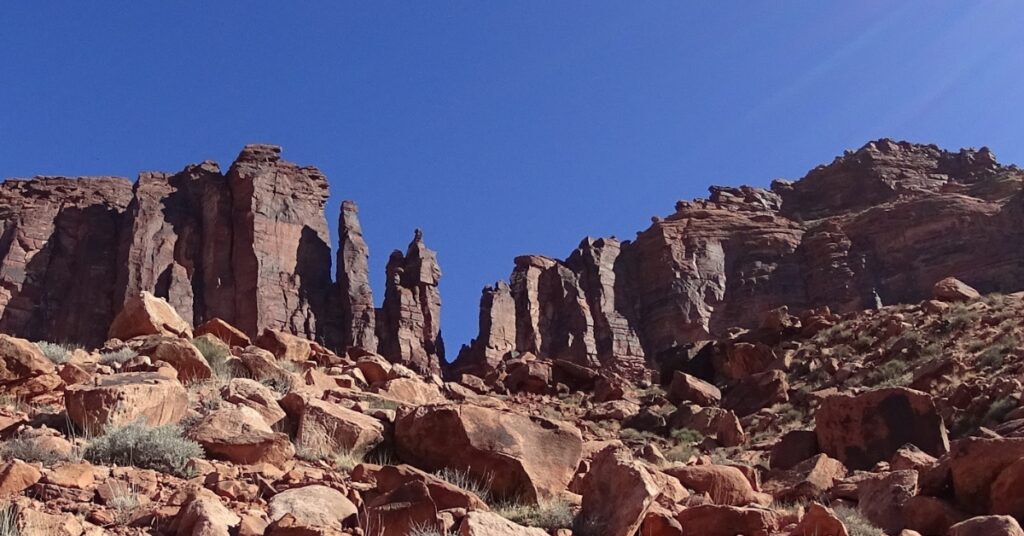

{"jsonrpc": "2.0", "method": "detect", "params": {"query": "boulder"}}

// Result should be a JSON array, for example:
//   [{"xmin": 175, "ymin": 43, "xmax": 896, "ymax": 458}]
[
  {"xmin": 671, "ymin": 406, "xmax": 745, "ymax": 447},
  {"xmin": 949, "ymin": 516, "xmax": 1024, "ymax": 536},
  {"xmin": 932, "ymin": 277, "xmax": 981, "ymax": 302},
  {"xmin": 394, "ymin": 403, "xmax": 583, "ymax": 504},
  {"xmin": 0, "ymin": 459, "xmax": 41, "ymax": 497},
  {"xmin": 190, "ymin": 405, "xmax": 295, "ymax": 465},
  {"xmin": 108, "ymin": 291, "xmax": 192, "ymax": 340},
  {"xmin": 255, "ymin": 329, "xmax": 312, "ymax": 363},
  {"xmin": 361, "ymin": 479, "xmax": 442, "ymax": 536},
  {"xmin": 0, "ymin": 335, "xmax": 56, "ymax": 385},
  {"xmin": 577, "ymin": 448, "xmax": 660, "ymax": 536},
  {"xmin": 815, "ymin": 387, "xmax": 948, "ymax": 470},
  {"xmin": 663, "ymin": 464, "xmax": 767, "ymax": 506},
  {"xmin": 374, "ymin": 376, "xmax": 445, "ymax": 405},
  {"xmin": 457, "ymin": 511, "xmax": 547, "ymax": 536},
  {"xmin": 268, "ymin": 484, "xmax": 356, "ymax": 530},
  {"xmin": 903, "ymin": 495, "xmax": 968, "ymax": 536},
  {"xmin": 234, "ymin": 346, "xmax": 293, "ymax": 384},
  {"xmin": 856, "ymin": 470, "xmax": 918, "ymax": 534},
  {"xmin": 504, "ymin": 360, "xmax": 553, "ymax": 394},
  {"xmin": 195, "ymin": 318, "xmax": 251, "ymax": 347},
  {"xmin": 714, "ymin": 341, "xmax": 776, "ymax": 381},
  {"xmin": 770, "ymin": 429, "xmax": 819, "ymax": 470},
  {"xmin": 173, "ymin": 490, "xmax": 242, "ymax": 536},
  {"xmin": 357, "ymin": 463, "xmax": 489, "ymax": 511},
  {"xmin": 792, "ymin": 502, "xmax": 848, "ymax": 536},
  {"xmin": 135, "ymin": 335, "xmax": 212, "ymax": 383},
  {"xmin": 42, "ymin": 462, "xmax": 95, "ymax": 489},
  {"xmin": 992, "ymin": 457, "xmax": 1024, "ymax": 519},
  {"xmin": 675, "ymin": 505, "xmax": 779, "ymax": 536},
  {"xmin": 280, "ymin": 393, "xmax": 384, "ymax": 457},
  {"xmin": 721, "ymin": 369, "xmax": 788, "ymax": 417},
  {"xmin": 14, "ymin": 505, "xmax": 103, "ymax": 535},
  {"xmin": 765, "ymin": 453, "xmax": 846, "ymax": 503},
  {"xmin": 65, "ymin": 372, "xmax": 188, "ymax": 432},
  {"xmin": 219, "ymin": 378, "xmax": 286, "ymax": 427},
  {"xmin": 949, "ymin": 437, "xmax": 1024, "ymax": 514},
  {"xmin": 668, "ymin": 371, "xmax": 721, "ymax": 406},
  {"xmin": 355, "ymin": 355, "xmax": 392, "ymax": 385}
]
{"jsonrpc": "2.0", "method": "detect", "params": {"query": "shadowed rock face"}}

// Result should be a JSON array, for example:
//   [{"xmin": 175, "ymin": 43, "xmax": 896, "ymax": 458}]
[
  {"xmin": 116, "ymin": 162, "xmax": 232, "ymax": 326},
  {"xmin": 458, "ymin": 139, "xmax": 1024, "ymax": 376},
  {"xmin": 0, "ymin": 177, "xmax": 133, "ymax": 346}
]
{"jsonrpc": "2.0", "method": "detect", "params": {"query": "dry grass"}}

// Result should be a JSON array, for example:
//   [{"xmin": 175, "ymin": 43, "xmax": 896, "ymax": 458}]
[
  {"xmin": 833, "ymin": 505, "xmax": 882, "ymax": 536},
  {"xmin": 493, "ymin": 497, "xmax": 574, "ymax": 530}
]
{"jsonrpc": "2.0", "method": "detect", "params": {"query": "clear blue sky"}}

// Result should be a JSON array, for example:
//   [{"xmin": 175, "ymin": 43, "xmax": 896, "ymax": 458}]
[{"xmin": 2, "ymin": 3, "xmax": 1022, "ymax": 354}]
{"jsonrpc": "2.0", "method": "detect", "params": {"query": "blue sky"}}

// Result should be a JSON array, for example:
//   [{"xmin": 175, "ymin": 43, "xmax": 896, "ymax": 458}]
[{"xmin": 2, "ymin": 2, "xmax": 1022, "ymax": 354}]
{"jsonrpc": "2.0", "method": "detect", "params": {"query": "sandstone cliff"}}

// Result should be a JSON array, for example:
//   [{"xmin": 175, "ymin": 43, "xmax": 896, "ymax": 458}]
[
  {"xmin": 453, "ymin": 139, "xmax": 1024, "ymax": 377},
  {"xmin": 3, "ymin": 139, "xmax": 1022, "ymax": 378},
  {"xmin": 0, "ymin": 145, "xmax": 440, "ymax": 369}
]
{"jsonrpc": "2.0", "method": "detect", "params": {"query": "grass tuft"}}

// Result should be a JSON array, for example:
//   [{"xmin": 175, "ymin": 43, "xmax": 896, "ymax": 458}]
[
  {"xmin": 494, "ymin": 497, "xmax": 574, "ymax": 530},
  {"xmin": 833, "ymin": 505, "xmax": 883, "ymax": 536},
  {"xmin": 36, "ymin": 341, "xmax": 74, "ymax": 364},
  {"xmin": 0, "ymin": 503, "xmax": 18, "ymax": 536}
]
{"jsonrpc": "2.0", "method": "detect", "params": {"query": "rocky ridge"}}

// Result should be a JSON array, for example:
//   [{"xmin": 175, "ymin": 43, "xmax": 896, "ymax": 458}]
[{"xmin": 1, "ymin": 139, "xmax": 1024, "ymax": 535}]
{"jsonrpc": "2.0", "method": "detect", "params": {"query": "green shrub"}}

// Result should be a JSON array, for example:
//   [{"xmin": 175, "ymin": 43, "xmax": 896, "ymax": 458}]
[
  {"xmin": 863, "ymin": 359, "xmax": 911, "ymax": 387},
  {"xmin": 983, "ymin": 396, "xmax": 1018, "ymax": 424},
  {"xmin": 669, "ymin": 427, "xmax": 703, "ymax": 443},
  {"xmin": 35, "ymin": 341, "xmax": 73, "ymax": 364},
  {"xmin": 83, "ymin": 422, "xmax": 202, "ymax": 477},
  {"xmin": 946, "ymin": 304, "xmax": 977, "ymax": 331},
  {"xmin": 0, "ymin": 434, "xmax": 73, "ymax": 465},
  {"xmin": 99, "ymin": 348, "xmax": 138, "ymax": 366},
  {"xmin": 191, "ymin": 337, "xmax": 231, "ymax": 379},
  {"xmin": 106, "ymin": 481, "xmax": 141, "ymax": 525}
]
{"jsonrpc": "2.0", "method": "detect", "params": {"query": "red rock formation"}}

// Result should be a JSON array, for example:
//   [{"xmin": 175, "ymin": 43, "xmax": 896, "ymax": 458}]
[
  {"xmin": 511, "ymin": 255, "xmax": 597, "ymax": 367},
  {"xmin": 0, "ymin": 177, "xmax": 132, "ymax": 346},
  {"xmin": 227, "ymin": 144, "xmax": 333, "ymax": 342},
  {"xmin": 451, "ymin": 281, "xmax": 516, "ymax": 374},
  {"xmin": 335, "ymin": 200, "xmax": 377, "ymax": 352},
  {"xmin": 566, "ymin": 237, "xmax": 645, "ymax": 372},
  {"xmin": 377, "ymin": 230, "xmax": 444, "ymax": 374},
  {"xmin": 463, "ymin": 139, "xmax": 1024, "ymax": 376},
  {"xmin": 116, "ymin": 162, "xmax": 232, "ymax": 327}
]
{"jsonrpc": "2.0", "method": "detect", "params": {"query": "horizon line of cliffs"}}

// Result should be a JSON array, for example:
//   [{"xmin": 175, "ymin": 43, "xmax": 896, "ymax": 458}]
[{"xmin": 1, "ymin": 139, "xmax": 1024, "ymax": 377}]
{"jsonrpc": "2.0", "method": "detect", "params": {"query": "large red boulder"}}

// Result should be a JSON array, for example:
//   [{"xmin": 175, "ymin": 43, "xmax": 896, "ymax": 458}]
[
  {"xmin": 949, "ymin": 516, "xmax": 1024, "ymax": 536},
  {"xmin": 948, "ymin": 437, "xmax": 1024, "ymax": 514},
  {"xmin": 675, "ymin": 505, "xmax": 779, "ymax": 536},
  {"xmin": 577, "ymin": 447, "xmax": 660, "ymax": 536},
  {"xmin": 394, "ymin": 403, "xmax": 583, "ymax": 504},
  {"xmin": 108, "ymin": 291, "xmax": 193, "ymax": 340},
  {"xmin": 65, "ymin": 372, "xmax": 188, "ymax": 432},
  {"xmin": 815, "ymin": 387, "xmax": 948, "ymax": 470}
]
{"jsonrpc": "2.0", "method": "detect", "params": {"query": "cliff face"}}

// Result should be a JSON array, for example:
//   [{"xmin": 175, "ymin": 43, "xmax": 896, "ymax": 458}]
[
  {"xmin": 453, "ymin": 139, "xmax": 1024, "ymax": 376},
  {"xmin": 3, "ymin": 139, "xmax": 1023, "ymax": 376},
  {"xmin": 0, "ymin": 177, "xmax": 132, "ymax": 347},
  {"xmin": 0, "ymin": 145, "xmax": 439, "ymax": 369}
]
